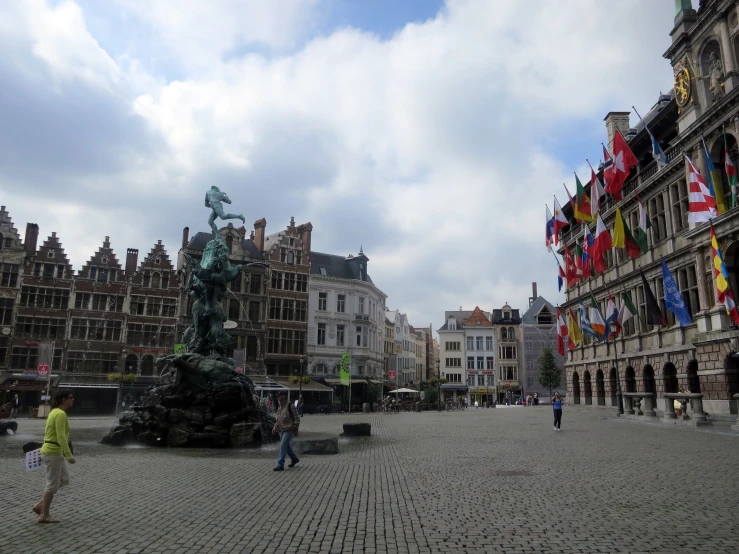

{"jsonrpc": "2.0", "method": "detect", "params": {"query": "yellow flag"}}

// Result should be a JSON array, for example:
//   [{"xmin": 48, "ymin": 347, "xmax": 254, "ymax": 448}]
[
  {"xmin": 568, "ymin": 310, "xmax": 583, "ymax": 346},
  {"xmin": 612, "ymin": 208, "xmax": 625, "ymax": 249}
]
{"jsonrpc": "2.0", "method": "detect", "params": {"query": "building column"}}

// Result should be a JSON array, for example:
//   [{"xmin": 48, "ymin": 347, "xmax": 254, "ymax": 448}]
[{"xmin": 717, "ymin": 16, "xmax": 739, "ymax": 93}]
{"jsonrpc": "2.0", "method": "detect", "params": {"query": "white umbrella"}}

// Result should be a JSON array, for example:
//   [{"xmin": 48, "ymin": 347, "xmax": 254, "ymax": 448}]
[{"xmin": 389, "ymin": 388, "xmax": 419, "ymax": 394}]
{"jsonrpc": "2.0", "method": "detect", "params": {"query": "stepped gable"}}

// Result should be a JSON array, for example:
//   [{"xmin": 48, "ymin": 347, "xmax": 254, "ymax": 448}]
[
  {"xmin": 0, "ymin": 205, "xmax": 21, "ymax": 245},
  {"xmin": 78, "ymin": 236, "xmax": 123, "ymax": 279},
  {"xmin": 131, "ymin": 240, "xmax": 180, "ymax": 288},
  {"xmin": 26, "ymin": 232, "xmax": 73, "ymax": 274},
  {"xmin": 464, "ymin": 306, "xmax": 493, "ymax": 327}
]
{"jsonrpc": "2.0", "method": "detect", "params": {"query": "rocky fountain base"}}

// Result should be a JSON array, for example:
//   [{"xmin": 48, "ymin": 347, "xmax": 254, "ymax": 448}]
[{"xmin": 102, "ymin": 353, "xmax": 277, "ymax": 448}]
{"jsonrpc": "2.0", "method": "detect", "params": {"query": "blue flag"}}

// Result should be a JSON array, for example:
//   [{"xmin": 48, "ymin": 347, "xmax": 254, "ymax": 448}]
[
  {"xmin": 648, "ymin": 128, "xmax": 668, "ymax": 168},
  {"xmin": 579, "ymin": 302, "xmax": 598, "ymax": 338},
  {"xmin": 661, "ymin": 259, "xmax": 691, "ymax": 326}
]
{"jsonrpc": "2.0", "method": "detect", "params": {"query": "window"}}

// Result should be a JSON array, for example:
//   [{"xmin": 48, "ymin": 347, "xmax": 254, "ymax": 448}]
[
  {"xmin": 487, "ymin": 374, "xmax": 495, "ymax": 386},
  {"xmin": 1, "ymin": 264, "xmax": 19, "ymax": 287},
  {"xmin": 246, "ymin": 336, "xmax": 258, "ymax": 359},
  {"xmin": 499, "ymin": 346, "xmax": 516, "ymax": 359},
  {"xmin": 485, "ymin": 337, "xmax": 493, "ymax": 350},
  {"xmin": 476, "ymin": 336, "xmax": 483, "ymax": 350},
  {"xmin": 287, "ymin": 251, "xmax": 295, "ymax": 264},
  {"xmin": 337, "ymin": 294, "xmax": 345, "ymax": 312},
  {"xmin": 66, "ymin": 352, "xmax": 119, "ymax": 374},
  {"xmin": 477, "ymin": 375, "xmax": 485, "ymax": 386},
  {"xmin": 271, "ymin": 271, "xmax": 283, "ymax": 289},
  {"xmin": 126, "ymin": 324, "xmax": 174, "ymax": 347},
  {"xmin": 318, "ymin": 292, "xmax": 327, "ymax": 311},
  {"xmin": 269, "ymin": 298, "xmax": 281, "ymax": 319},
  {"xmin": 285, "ymin": 273, "xmax": 296, "ymax": 291},
  {"xmin": 648, "ymin": 194, "xmax": 667, "ymax": 243},
  {"xmin": 281, "ymin": 299, "xmax": 295, "ymax": 321},
  {"xmin": 146, "ymin": 297, "xmax": 163, "ymax": 317},
  {"xmin": 320, "ymin": 267, "xmax": 327, "ymax": 276},
  {"xmin": 636, "ymin": 284, "xmax": 651, "ymax": 333},
  {"xmin": 501, "ymin": 328, "xmax": 507, "ymax": 340},
  {"xmin": 467, "ymin": 337, "xmax": 474, "ymax": 350},
  {"xmin": 229, "ymin": 299, "xmax": 240, "ymax": 321},
  {"xmin": 71, "ymin": 319, "xmax": 121, "ymax": 342},
  {"xmin": 74, "ymin": 293, "xmax": 90, "ymax": 310},
  {"xmin": 508, "ymin": 327, "xmax": 514, "ymax": 339},
  {"xmin": 11, "ymin": 347, "xmax": 37, "ymax": 370},
  {"xmin": 317, "ymin": 323, "xmax": 326, "ymax": 345},
  {"xmin": 0, "ymin": 298, "xmax": 13, "ymax": 325},
  {"xmin": 486, "ymin": 357, "xmax": 494, "ymax": 370},
  {"xmin": 91, "ymin": 294, "xmax": 108, "ymax": 311},
  {"xmin": 280, "ymin": 248, "xmax": 286, "ymax": 262},
  {"xmin": 47, "ymin": 249, "xmax": 55, "ymax": 259},
  {"xmin": 34, "ymin": 263, "xmax": 41, "ymax": 277},
  {"xmin": 130, "ymin": 295, "xmax": 145, "ymax": 315},
  {"xmin": 162, "ymin": 298, "xmax": 177, "ymax": 317},
  {"xmin": 250, "ymin": 274, "xmax": 262, "ymax": 295},
  {"xmin": 359, "ymin": 297, "xmax": 365, "ymax": 314},
  {"xmin": 476, "ymin": 356, "xmax": 484, "ymax": 370},
  {"xmin": 15, "ymin": 317, "xmax": 66, "ymax": 339},
  {"xmin": 295, "ymin": 300, "xmax": 306, "ymax": 322},
  {"xmin": 225, "ymin": 235, "xmax": 233, "ymax": 253},
  {"xmin": 621, "ymin": 291, "xmax": 636, "ymax": 337},
  {"xmin": 356, "ymin": 326, "xmax": 362, "ymax": 346},
  {"xmin": 0, "ymin": 336, "xmax": 7, "ymax": 366},
  {"xmin": 704, "ymin": 255, "xmax": 715, "ymax": 309},
  {"xmin": 56, "ymin": 265, "xmax": 64, "ymax": 278},
  {"xmin": 267, "ymin": 329, "xmax": 305, "ymax": 355},
  {"xmin": 296, "ymin": 274, "xmax": 308, "ymax": 292},
  {"xmin": 678, "ymin": 265, "xmax": 700, "ymax": 318},
  {"xmin": 151, "ymin": 272, "xmax": 160, "ymax": 288},
  {"xmin": 467, "ymin": 356, "xmax": 474, "ymax": 369},
  {"xmin": 20, "ymin": 287, "xmax": 70, "ymax": 309},
  {"xmin": 43, "ymin": 263, "xmax": 54, "ymax": 279},
  {"xmin": 670, "ymin": 180, "xmax": 689, "ymax": 233},
  {"xmin": 248, "ymin": 301, "xmax": 260, "ymax": 322},
  {"xmin": 337, "ymin": 324, "xmax": 345, "ymax": 346},
  {"xmin": 445, "ymin": 357, "xmax": 461, "ymax": 367},
  {"xmin": 231, "ymin": 274, "xmax": 241, "ymax": 292},
  {"xmin": 143, "ymin": 271, "xmax": 150, "ymax": 288},
  {"xmin": 445, "ymin": 341, "xmax": 461, "ymax": 351},
  {"xmin": 446, "ymin": 373, "xmax": 461, "ymax": 383},
  {"xmin": 654, "ymin": 278, "xmax": 675, "ymax": 326},
  {"xmin": 467, "ymin": 374, "xmax": 475, "ymax": 386}
]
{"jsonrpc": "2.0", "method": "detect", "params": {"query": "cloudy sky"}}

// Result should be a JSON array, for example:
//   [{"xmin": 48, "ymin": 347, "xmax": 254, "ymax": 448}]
[{"xmin": 0, "ymin": 0, "xmax": 682, "ymax": 331}]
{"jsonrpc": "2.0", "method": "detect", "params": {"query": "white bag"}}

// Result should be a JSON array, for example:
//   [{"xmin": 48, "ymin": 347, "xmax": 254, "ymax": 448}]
[{"xmin": 25, "ymin": 449, "xmax": 44, "ymax": 472}]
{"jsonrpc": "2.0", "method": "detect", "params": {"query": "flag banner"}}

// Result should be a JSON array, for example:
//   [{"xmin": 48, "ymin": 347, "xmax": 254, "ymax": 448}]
[
  {"xmin": 592, "ymin": 214, "xmax": 611, "ymax": 274},
  {"xmin": 710, "ymin": 224, "xmax": 739, "ymax": 325},
  {"xmin": 605, "ymin": 293, "xmax": 619, "ymax": 338},
  {"xmin": 589, "ymin": 295, "xmax": 606, "ymax": 338},
  {"xmin": 686, "ymin": 155, "xmax": 718, "ymax": 222},
  {"xmin": 634, "ymin": 198, "xmax": 650, "ymax": 254},
  {"xmin": 568, "ymin": 308, "xmax": 583, "ymax": 348},
  {"xmin": 604, "ymin": 130, "xmax": 638, "ymax": 201},
  {"xmin": 648, "ymin": 127, "xmax": 668, "ymax": 168},
  {"xmin": 590, "ymin": 167, "xmax": 606, "ymax": 218},
  {"xmin": 724, "ymin": 130, "xmax": 737, "ymax": 209},
  {"xmin": 703, "ymin": 138, "xmax": 727, "ymax": 214},
  {"xmin": 579, "ymin": 302, "xmax": 598, "ymax": 339},
  {"xmin": 558, "ymin": 263, "xmax": 565, "ymax": 292},
  {"xmin": 582, "ymin": 223, "xmax": 593, "ymax": 279},
  {"xmin": 640, "ymin": 270, "xmax": 666, "ymax": 326},
  {"xmin": 546, "ymin": 205, "xmax": 555, "ymax": 252},
  {"xmin": 564, "ymin": 244, "xmax": 580, "ymax": 287},
  {"xmin": 617, "ymin": 291, "xmax": 638, "ymax": 329},
  {"xmin": 612, "ymin": 208, "xmax": 641, "ymax": 259},
  {"xmin": 340, "ymin": 352, "xmax": 351, "ymax": 386},
  {"xmin": 553, "ymin": 196, "xmax": 569, "ymax": 243},
  {"xmin": 661, "ymin": 259, "xmax": 692, "ymax": 326},
  {"xmin": 557, "ymin": 307, "xmax": 568, "ymax": 356}
]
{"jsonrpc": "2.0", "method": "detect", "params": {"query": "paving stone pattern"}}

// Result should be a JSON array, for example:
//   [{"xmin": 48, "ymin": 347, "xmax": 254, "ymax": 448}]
[{"xmin": 2, "ymin": 408, "xmax": 739, "ymax": 553}]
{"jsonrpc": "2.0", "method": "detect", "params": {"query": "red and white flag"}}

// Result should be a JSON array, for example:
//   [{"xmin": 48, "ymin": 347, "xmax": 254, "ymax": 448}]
[
  {"xmin": 564, "ymin": 244, "xmax": 580, "ymax": 287},
  {"xmin": 556, "ymin": 307, "xmax": 568, "ymax": 356},
  {"xmin": 686, "ymin": 155, "xmax": 718, "ymax": 223},
  {"xmin": 590, "ymin": 167, "xmax": 606, "ymax": 218},
  {"xmin": 591, "ymin": 213, "xmax": 612, "ymax": 274},
  {"xmin": 604, "ymin": 130, "xmax": 638, "ymax": 201},
  {"xmin": 552, "ymin": 196, "xmax": 569, "ymax": 244}
]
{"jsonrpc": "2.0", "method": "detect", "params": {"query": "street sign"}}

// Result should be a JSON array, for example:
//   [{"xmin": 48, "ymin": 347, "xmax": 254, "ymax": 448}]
[
  {"xmin": 389, "ymin": 370, "xmax": 396, "ymax": 379},
  {"xmin": 38, "ymin": 363, "xmax": 49, "ymax": 377}
]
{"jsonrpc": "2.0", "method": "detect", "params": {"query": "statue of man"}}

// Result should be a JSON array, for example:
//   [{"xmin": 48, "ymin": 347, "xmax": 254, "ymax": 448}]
[
  {"xmin": 709, "ymin": 52, "xmax": 724, "ymax": 101},
  {"xmin": 205, "ymin": 186, "xmax": 246, "ymax": 236}
]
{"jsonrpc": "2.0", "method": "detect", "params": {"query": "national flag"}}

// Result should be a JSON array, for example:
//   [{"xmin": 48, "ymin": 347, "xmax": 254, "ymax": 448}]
[
  {"xmin": 686, "ymin": 155, "xmax": 718, "ymax": 223},
  {"xmin": 557, "ymin": 307, "xmax": 568, "ymax": 356},
  {"xmin": 576, "ymin": 174, "xmax": 595, "ymax": 222},
  {"xmin": 661, "ymin": 258, "xmax": 692, "ymax": 326},
  {"xmin": 647, "ymin": 126, "xmax": 668, "ymax": 169},
  {"xmin": 564, "ymin": 244, "xmax": 579, "ymax": 287},
  {"xmin": 602, "ymin": 145, "xmax": 613, "ymax": 189},
  {"xmin": 579, "ymin": 301, "xmax": 598, "ymax": 339},
  {"xmin": 589, "ymin": 295, "xmax": 607, "ymax": 338},
  {"xmin": 591, "ymin": 213, "xmax": 611, "ymax": 274},
  {"xmin": 546, "ymin": 205, "xmax": 555, "ymax": 252},
  {"xmin": 574, "ymin": 243, "xmax": 584, "ymax": 278},
  {"xmin": 710, "ymin": 223, "xmax": 739, "ymax": 325},
  {"xmin": 552, "ymin": 196, "xmax": 569, "ymax": 243},
  {"xmin": 640, "ymin": 270, "xmax": 666, "ymax": 326},
  {"xmin": 617, "ymin": 291, "xmax": 638, "ymax": 330},
  {"xmin": 724, "ymin": 130, "xmax": 737, "ymax": 209},
  {"xmin": 703, "ymin": 137, "xmax": 727, "ymax": 214},
  {"xmin": 568, "ymin": 308, "xmax": 583, "ymax": 349},
  {"xmin": 604, "ymin": 130, "xmax": 638, "ymax": 201},
  {"xmin": 557, "ymin": 263, "xmax": 565, "ymax": 292},
  {"xmin": 582, "ymin": 223, "xmax": 593, "ymax": 279},
  {"xmin": 604, "ymin": 292, "xmax": 619, "ymax": 339},
  {"xmin": 564, "ymin": 183, "xmax": 592, "ymax": 224},
  {"xmin": 633, "ymin": 197, "xmax": 651, "ymax": 254},
  {"xmin": 589, "ymin": 167, "xmax": 606, "ymax": 218},
  {"xmin": 612, "ymin": 207, "xmax": 641, "ymax": 259}
]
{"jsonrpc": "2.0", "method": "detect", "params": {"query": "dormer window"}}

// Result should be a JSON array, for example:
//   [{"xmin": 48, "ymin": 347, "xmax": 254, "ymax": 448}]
[
  {"xmin": 47, "ymin": 249, "xmax": 55, "ymax": 259},
  {"xmin": 504, "ymin": 311, "xmax": 510, "ymax": 319}
]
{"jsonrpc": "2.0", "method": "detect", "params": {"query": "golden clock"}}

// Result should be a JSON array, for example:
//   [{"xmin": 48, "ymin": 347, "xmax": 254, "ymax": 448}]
[{"xmin": 675, "ymin": 67, "xmax": 691, "ymax": 107}]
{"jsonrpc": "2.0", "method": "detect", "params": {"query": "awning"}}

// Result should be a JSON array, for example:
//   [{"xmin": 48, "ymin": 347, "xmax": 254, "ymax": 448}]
[
  {"xmin": 251, "ymin": 378, "xmax": 290, "ymax": 393},
  {"xmin": 440, "ymin": 384, "xmax": 469, "ymax": 391},
  {"xmin": 324, "ymin": 378, "xmax": 372, "ymax": 385},
  {"xmin": 269, "ymin": 377, "xmax": 333, "ymax": 393},
  {"xmin": 0, "ymin": 372, "xmax": 62, "ymax": 391},
  {"xmin": 389, "ymin": 388, "xmax": 419, "ymax": 394}
]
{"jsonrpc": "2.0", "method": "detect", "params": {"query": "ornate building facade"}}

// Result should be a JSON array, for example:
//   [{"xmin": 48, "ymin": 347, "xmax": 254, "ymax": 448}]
[{"xmin": 561, "ymin": 0, "xmax": 739, "ymax": 414}]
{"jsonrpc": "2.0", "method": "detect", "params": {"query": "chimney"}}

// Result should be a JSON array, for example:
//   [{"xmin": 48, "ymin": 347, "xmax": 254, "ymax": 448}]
[
  {"xmin": 182, "ymin": 227, "xmax": 189, "ymax": 249},
  {"xmin": 103, "ymin": 236, "xmax": 110, "ymax": 249},
  {"xmin": 604, "ymin": 111, "xmax": 631, "ymax": 151},
  {"xmin": 532, "ymin": 282, "xmax": 538, "ymax": 300},
  {"xmin": 297, "ymin": 222, "xmax": 313, "ymax": 253},
  {"xmin": 24, "ymin": 223, "xmax": 39, "ymax": 257},
  {"xmin": 126, "ymin": 248, "xmax": 139, "ymax": 276},
  {"xmin": 253, "ymin": 218, "xmax": 267, "ymax": 252}
]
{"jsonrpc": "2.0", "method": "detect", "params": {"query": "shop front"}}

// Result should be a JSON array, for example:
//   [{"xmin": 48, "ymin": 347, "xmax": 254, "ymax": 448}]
[
  {"xmin": 0, "ymin": 372, "xmax": 62, "ymax": 417},
  {"xmin": 440, "ymin": 384, "xmax": 468, "ymax": 403},
  {"xmin": 498, "ymin": 380, "xmax": 522, "ymax": 404},
  {"xmin": 469, "ymin": 386, "xmax": 495, "ymax": 407}
]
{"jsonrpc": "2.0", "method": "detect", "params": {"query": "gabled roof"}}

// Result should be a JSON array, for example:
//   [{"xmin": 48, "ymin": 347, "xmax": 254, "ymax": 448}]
[
  {"xmin": 310, "ymin": 251, "xmax": 373, "ymax": 283},
  {"xmin": 438, "ymin": 311, "xmax": 473, "ymax": 332},
  {"xmin": 0, "ymin": 205, "xmax": 21, "ymax": 244},
  {"xmin": 187, "ymin": 231, "xmax": 263, "ymax": 260},
  {"xmin": 522, "ymin": 296, "xmax": 556, "ymax": 324},
  {"xmin": 464, "ymin": 306, "xmax": 493, "ymax": 327},
  {"xmin": 78, "ymin": 236, "xmax": 122, "ymax": 279},
  {"xmin": 32, "ymin": 232, "xmax": 73, "ymax": 271},
  {"xmin": 139, "ymin": 240, "xmax": 176, "ymax": 272}
]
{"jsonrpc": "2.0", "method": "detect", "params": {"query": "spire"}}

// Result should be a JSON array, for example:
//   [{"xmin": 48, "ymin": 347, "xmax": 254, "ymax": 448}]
[{"xmin": 359, "ymin": 244, "xmax": 364, "ymax": 255}]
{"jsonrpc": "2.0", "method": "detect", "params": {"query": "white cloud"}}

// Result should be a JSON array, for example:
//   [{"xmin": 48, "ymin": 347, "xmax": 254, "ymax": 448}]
[{"xmin": 0, "ymin": 0, "xmax": 678, "ymax": 329}]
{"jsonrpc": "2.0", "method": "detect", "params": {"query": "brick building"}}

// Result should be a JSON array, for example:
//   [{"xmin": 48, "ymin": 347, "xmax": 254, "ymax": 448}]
[{"xmin": 560, "ymin": 0, "xmax": 739, "ymax": 414}]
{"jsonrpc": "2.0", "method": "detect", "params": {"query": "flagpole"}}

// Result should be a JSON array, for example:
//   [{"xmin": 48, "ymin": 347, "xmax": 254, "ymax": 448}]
[{"xmin": 631, "ymin": 106, "xmax": 644, "ymax": 123}]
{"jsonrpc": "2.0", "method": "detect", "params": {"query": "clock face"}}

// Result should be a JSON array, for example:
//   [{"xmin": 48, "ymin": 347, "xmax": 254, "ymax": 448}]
[{"xmin": 675, "ymin": 67, "xmax": 691, "ymax": 107}]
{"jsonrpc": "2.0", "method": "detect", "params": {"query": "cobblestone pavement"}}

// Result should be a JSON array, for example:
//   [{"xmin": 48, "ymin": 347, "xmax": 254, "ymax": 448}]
[{"xmin": 2, "ymin": 407, "xmax": 739, "ymax": 553}]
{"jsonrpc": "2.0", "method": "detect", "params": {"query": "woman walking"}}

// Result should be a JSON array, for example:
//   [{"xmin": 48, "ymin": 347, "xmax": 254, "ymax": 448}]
[
  {"xmin": 552, "ymin": 392, "xmax": 563, "ymax": 431},
  {"xmin": 32, "ymin": 390, "xmax": 75, "ymax": 523}
]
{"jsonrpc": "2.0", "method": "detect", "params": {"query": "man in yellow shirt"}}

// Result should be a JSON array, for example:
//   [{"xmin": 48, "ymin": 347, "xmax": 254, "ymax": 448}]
[{"xmin": 32, "ymin": 390, "xmax": 76, "ymax": 523}]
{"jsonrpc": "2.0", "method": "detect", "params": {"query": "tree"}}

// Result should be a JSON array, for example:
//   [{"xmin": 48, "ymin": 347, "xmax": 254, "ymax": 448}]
[{"xmin": 538, "ymin": 348, "xmax": 562, "ymax": 399}]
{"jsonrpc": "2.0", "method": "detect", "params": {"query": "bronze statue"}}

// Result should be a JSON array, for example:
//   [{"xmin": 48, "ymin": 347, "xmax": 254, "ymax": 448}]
[{"xmin": 205, "ymin": 186, "xmax": 245, "ymax": 236}]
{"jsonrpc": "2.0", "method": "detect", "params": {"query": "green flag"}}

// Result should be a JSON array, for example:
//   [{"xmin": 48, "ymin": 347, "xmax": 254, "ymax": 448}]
[
  {"xmin": 634, "ymin": 199, "xmax": 651, "ymax": 254},
  {"xmin": 340, "ymin": 352, "xmax": 351, "ymax": 386},
  {"xmin": 725, "ymin": 128, "xmax": 738, "ymax": 209}
]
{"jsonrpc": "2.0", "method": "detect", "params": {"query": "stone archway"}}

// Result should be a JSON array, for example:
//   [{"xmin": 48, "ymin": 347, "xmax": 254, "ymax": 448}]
[
  {"xmin": 625, "ymin": 366, "xmax": 636, "ymax": 393},
  {"xmin": 643, "ymin": 365, "xmax": 657, "ymax": 398},
  {"xmin": 584, "ymin": 371, "xmax": 593, "ymax": 405},
  {"xmin": 663, "ymin": 363, "xmax": 679, "ymax": 394},
  {"xmin": 609, "ymin": 368, "xmax": 618, "ymax": 406},
  {"xmin": 124, "ymin": 354, "xmax": 138, "ymax": 374},
  {"xmin": 596, "ymin": 370, "xmax": 606, "ymax": 406},
  {"xmin": 572, "ymin": 372, "xmax": 581, "ymax": 405},
  {"xmin": 687, "ymin": 360, "xmax": 701, "ymax": 393}
]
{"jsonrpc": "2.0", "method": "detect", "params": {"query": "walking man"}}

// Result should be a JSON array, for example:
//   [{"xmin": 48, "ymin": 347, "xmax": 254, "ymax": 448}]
[
  {"xmin": 272, "ymin": 392, "xmax": 300, "ymax": 471},
  {"xmin": 552, "ymin": 391, "xmax": 563, "ymax": 431},
  {"xmin": 10, "ymin": 394, "xmax": 20, "ymax": 419}
]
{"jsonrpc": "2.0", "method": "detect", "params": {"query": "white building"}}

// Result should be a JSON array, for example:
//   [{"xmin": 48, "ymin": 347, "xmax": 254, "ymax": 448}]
[
  {"xmin": 385, "ymin": 309, "xmax": 417, "ymax": 387},
  {"xmin": 307, "ymin": 248, "xmax": 386, "ymax": 380}
]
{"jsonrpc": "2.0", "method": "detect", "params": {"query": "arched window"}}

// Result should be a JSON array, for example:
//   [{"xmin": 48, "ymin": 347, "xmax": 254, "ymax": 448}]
[
  {"xmin": 151, "ymin": 272, "xmax": 161, "ymax": 288},
  {"xmin": 287, "ymin": 251, "xmax": 295, "ymax": 264},
  {"xmin": 572, "ymin": 372, "xmax": 581, "ymax": 404},
  {"xmin": 501, "ymin": 328, "xmax": 507, "ymax": 340},
  {"xmin": 332, "ymin": 364, "xmax": 341, "ymax": 375},
  {"xmin": 141, "ymin": 355, "xmax": 154, "ymax": 376},
  {"xmin": 508, "ymin": 327, "xmax": 514, "ymax": 339},
  {"xmin": 125, "ymin": 354, "xmax": 138, "ymax": 374}
]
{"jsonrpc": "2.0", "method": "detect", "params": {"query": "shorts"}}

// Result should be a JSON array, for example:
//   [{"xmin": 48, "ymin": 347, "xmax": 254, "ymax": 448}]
[{"xmin": 42, "ymin": 454, "xmax": 70, "ymax": 494}]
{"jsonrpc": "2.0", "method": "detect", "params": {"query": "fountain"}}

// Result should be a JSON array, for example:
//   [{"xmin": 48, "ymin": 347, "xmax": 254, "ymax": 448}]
[{"xmin": 102, "ymin": 188, "xmax": 276, "ymax": 447}]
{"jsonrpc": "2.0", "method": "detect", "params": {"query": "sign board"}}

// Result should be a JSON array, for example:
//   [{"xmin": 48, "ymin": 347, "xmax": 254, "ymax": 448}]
[
  {"xmin": 395, "ymin": 344, "xmax": 402, "ymax": 353},
  {"xmin": 38, "ymin": 363, "xmax": 49, "ymax": 377},
  {"xmin": 1, "ymin": 327, "xmax": 10, "ymax": 335},
  {"xmin": 389, "ymin": 370, "xmax": 396, "ymax": 380},
  {"xmin": 224, "ymin": 320, "xmax": 238, "ymax": 330},
  {"xmin": 173, "ymin": 344, "xmax": 187, "ymax": 354},
  {"xmin": 340, "ymin": 352, "xmax": 351, "ymax": 386}
]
